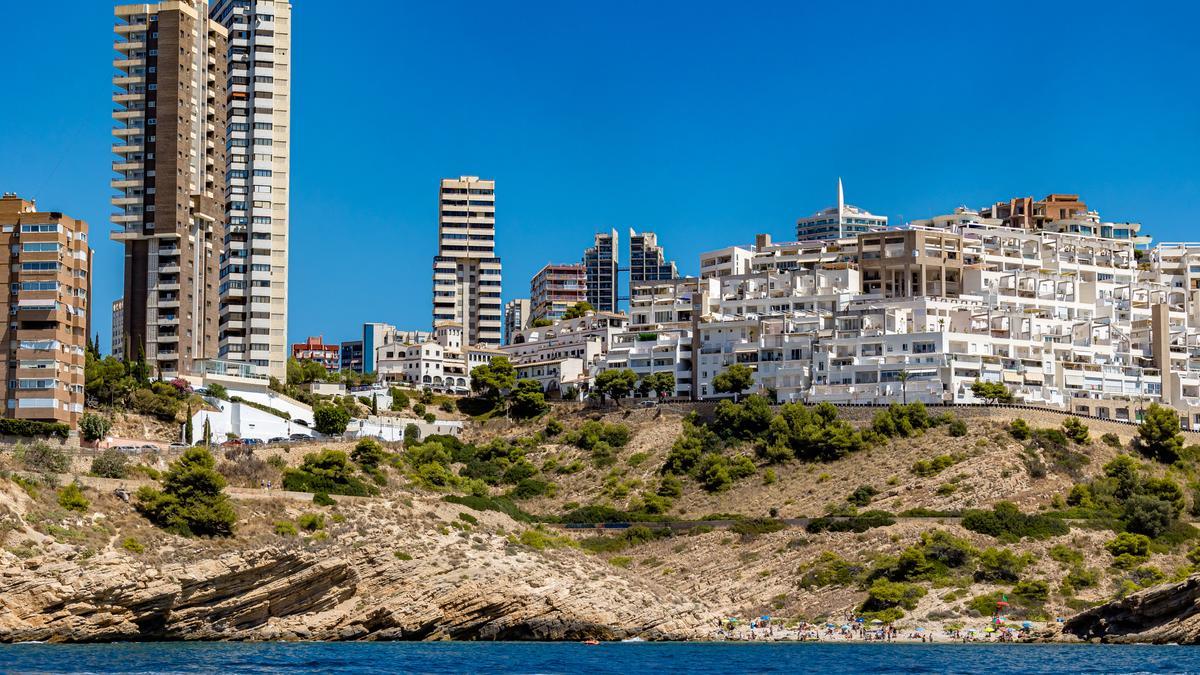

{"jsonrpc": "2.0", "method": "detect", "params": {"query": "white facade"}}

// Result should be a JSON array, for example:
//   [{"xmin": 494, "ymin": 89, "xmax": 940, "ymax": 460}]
[
  {"xmin": 212, "ymin": 0, "xmax": 292, "ymax": 381},
  {"xmin": 433, "ymin": 177, "xmax": 502, "ymax": 346}
]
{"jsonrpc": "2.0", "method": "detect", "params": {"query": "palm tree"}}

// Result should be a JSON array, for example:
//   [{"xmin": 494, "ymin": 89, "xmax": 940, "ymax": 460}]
[{"xmin": 898, "ymin": 370, "xmax": 910, "ymax": 405}]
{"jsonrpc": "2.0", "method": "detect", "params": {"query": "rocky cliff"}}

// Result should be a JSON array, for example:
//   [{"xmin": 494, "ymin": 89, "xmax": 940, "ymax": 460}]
[
  {"xmin": 1063, "ymin": 575, "xmax": 1200, "ymax": 644},
  {"xmin": 0, "ymin": 488, "xmax": 714, "ymax": 643}
]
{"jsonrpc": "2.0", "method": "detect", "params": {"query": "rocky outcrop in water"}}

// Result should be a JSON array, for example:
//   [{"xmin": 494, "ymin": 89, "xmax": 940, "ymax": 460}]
[{"xmin": 1063, "ymin": 575, "xmax": 1200, "ymax": 643}]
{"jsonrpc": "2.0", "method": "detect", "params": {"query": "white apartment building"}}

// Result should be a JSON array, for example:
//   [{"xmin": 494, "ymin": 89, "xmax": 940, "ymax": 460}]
[
  {"xmin": 433, "ymin": 177, "xmax": 502, "ymax": 346},
  {"xmin": 501, "ymin": 311, "xmax": 628, "ymax": 397},
  {"xmin": 376, "ymin": 321, "xmax": 503, "ymax": 393},
  {"xmin": 211, "ymin": 0, "xmax": 292, "ymax": 381},
  {"xmin": 587, "ymin": 199, "xmax": 1200, "ymax": 429}
]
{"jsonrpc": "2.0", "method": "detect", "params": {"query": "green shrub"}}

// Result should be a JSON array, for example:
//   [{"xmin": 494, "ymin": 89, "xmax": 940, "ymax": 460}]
[
  {"xmin": 911, "ymin": 454, "xmax": 959, "ymax": 477},
  {"xmin": 1132, "ymin": 403, "xmax": 1183, "ymax": 463},
  {"xmin": 90, "ymin": 449, "xmax": 129, "ymax": 479},
  {"xmin": 351, "ymin": 438, "xmax": 387, "ymax": 469},
  {"xmin": 730, "ymin": 518, "xmax": 786, "ymax": 537},
  {"xmin": 806, "ymin": 510, "xmax": 895, "ymax": 534},
  {"xmin": 57, "ymin": 483, "xmax": 89, "ymax": 512},
  {"xmin": 394, "ymin": 551, "xmax": 413, "ymax": 560},
  {"xmin": 15, "ymin": 441, "xmax": 69, "ymax": 474},
  {"xmin": 947, "ymin": 419, "xmax": 968, "ymax": 437},
  {"xmin": 0, "ymin": 418, "xmax": 70, "ymax": 439},
  {"xmin": 134, "ymin": 448, "xmax": 236, "ymax": 537},
  {"xmin": 974, "ymin": 547, "xmax": 1030, "ymax": 582},
  {"xmin": 1008, "ymin": 418, "xmax": 1031, "ymax": 441},
  {"xmin": 860, "ymin": 579, "xmax": 925, "ymax": 613},
  {"xmin": 545, "ymin": 418, "xmax": 563, "ymax": 436},
  {"xmin": 283, "ymin": 450, "xmax": 377, "ymax": 496},
  {"xmin": 1062, "ymin": 417, "xmax": 1090, "ymax": 444},
  {"xmin": 509, "ymin": 477, "xmax": 554, "ymax": 500},
  {"xmin": 1101, "ymin": 433, "xmax": 1123, "ymax": 449},
  {"xmin": 121, "ymin": 537, "xmax": 144, "ymax": 554},
  {"xmin": 443, "ymin": 494, "xmax": 535, "ymax": 522},
  {"xmin": 312, "ymin": 491, "xmax": 336, "ymax": 506},
  {"xmin": 1012, "ymin": 579, "xmax": 1050, "ymax": 604},
  {"xmin": 1065, "ymin": 566, "xmax": 1099, "ymax": 590},
  {"xmin": 312, "ymin": 404, "xmax": 351, "ymax": 436},
  {"xmin": 798, "ymin": 551, "xmax": 864, "ymax": 588},
  {"xmin": 848, "ymin": 485, "xmax": 878, "ymax": 507},
  {"xmin": 1048, "ymin": 544, "xmax": 1083, "ymax": 566},
  {"xmin": 1106, "ymin": 532, "xmax": 1150, "ymax": 559},
  {"xmin": 79, "ymin": 413, "xmax": 112, "ymax": 442},
  {"xmin": 297, "ymin": 513, "xmax": 324, "ymax": 532},
  {"xmin": 518, "ymin": 527, "xmax": 576, "ymax": 550},
  {"xmin": 274, "ymin": 521, "xmax": 298, "ymax": 536},
  {"xmin": 961, "ymin": 501, "xmax": 1068, "ymax": 541}
]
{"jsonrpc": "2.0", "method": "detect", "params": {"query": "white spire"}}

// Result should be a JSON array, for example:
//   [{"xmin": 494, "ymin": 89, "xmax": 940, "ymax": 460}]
[{"xmin": 837, "ymin": 177, "xmax": 845, "ymax": 221}]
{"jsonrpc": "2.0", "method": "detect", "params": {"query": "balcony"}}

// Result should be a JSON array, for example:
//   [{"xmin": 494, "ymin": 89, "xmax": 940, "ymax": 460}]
[
  {"xmin": 113, "ymin": 56, "xmax": 145, "ymax": 69},
  {"xmin": 114, "ymin": 39, "xmax": 145, "ymax": 51},
  {"xmin": 112, "ymin": 75, "xmax": 145, "ymax": 87},
  {"xmin": 112, "ymin": 109, "xmax": 145, "ymax": 121}
]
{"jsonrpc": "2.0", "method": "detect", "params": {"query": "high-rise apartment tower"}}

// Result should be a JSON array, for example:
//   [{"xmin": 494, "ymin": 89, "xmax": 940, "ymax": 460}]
[
  {"xmin": 433, "ymin": 177, "xmax": 502, "ymax": 346},
  {"xmin": 0, "ymin": 195, "xmax": 92, "ymax": 427},
  {"xmin": 584, "ymin": 229, "xmax": 619, "ymax": 313},
  {"xmin": 210, "ymin": 0, "xmax": 292, "ymax": 381},
  {"xmin": 111, "ymin": 1, "xmax": 227, "ymax": 377}
]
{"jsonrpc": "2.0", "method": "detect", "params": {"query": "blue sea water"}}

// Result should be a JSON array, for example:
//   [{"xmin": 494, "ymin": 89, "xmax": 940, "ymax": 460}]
[{"xmin": 1, "ymin": 642, "xmax": 1198, "ymax": 674}]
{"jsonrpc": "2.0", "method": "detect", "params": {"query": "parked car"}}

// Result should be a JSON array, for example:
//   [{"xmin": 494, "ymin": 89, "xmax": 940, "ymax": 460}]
[
  {"xmin": 293, "ymin": 419, "xmax": 309, "ymax": 427},
  {"xmin": 140, "ymin": 444, "xmax": 158, "ymax": 451},
  {"xmin": 168, "ymin": 443, "xmax": 189, "ymax": 451},
  {"xmin": 289, "ymin": 433, "xmax": 310, "ymax": 441},
  {"xmin": 220, "ymin": 439, "xmax": 244, "ymax": 447},
  {"xmin": 243, "ymin": 438, "xmax": 263, "ymax": 447},
  {"xmin": 638, "ymin": 400, "xmax": 656, "ymax": 408},
  {"xmin": 267, "ymin": 437, "xmax": 288, "ymax": 444}
]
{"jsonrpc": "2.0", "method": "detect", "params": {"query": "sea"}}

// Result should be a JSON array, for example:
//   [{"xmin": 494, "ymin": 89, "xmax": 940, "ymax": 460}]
[{"xmin": 1, "ymin": 642, "xmax": 1198, "ymax": 674}]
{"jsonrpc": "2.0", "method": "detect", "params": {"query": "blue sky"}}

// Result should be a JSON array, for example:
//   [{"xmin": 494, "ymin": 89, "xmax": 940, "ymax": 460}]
[{"xmin": 1, "ymin": 1, "xmax": 1198, "ymax": 351}]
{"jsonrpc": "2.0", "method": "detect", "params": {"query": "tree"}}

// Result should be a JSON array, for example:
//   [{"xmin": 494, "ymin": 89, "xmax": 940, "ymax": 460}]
[
  {"xmin": 897, "ymin": 370, "xmax": 910, "ymax": 405},
  {"xmin": 594, "ymin": 368, "xmax": 638, "ymax": 404},
  {"xmin": 351, "ymin": 438, "xmax": 387, "ymax": 468},
  {"xmin": 646, "ymin": 372, "xmax": 676, "ymax": 398},
  {"xmin": 206, "ymin": 382, "xmax": 229, "ymax": 400},
  {"xmin": 713, "ymin": 364, "xmax": 755, "ymax": 400},
  {"xmin": 184, "ymin": 402, "xmax": 193, "ymax": 444},
  {"xmin": 370, "ymin": 393, "xmax": 379, "ymax": 416},
  {"xmin": 970, "ymin": 379, "xmax": 1013, "ymax": 404},
  {"xmin": 202, "ymin": 417, "xmax": 212, "ymax": 447},
  {"xmin": 1062, "ymin": 416, "xmax": 1090, "ymax": 444},
  {"xmin": 530, "ymin": 318, "xmax": 553, "ymax": 327},
  {"xmin": 135, "ymin": 448, "xmax": 236, "ymax": 537},
  {"xmin": 404, "ymin": 423, "xmax": 421, "ymax": 445},
  {"xmin": 313, "ymin": 404, "xmax": 351, "ymax": 436},
  {"xmin": 471, "ymin": 356, "xmax": 517, "ymax": 403},
  {"xmin": 510, "ymin": 379, "xmax": 549, "ymax": 419},
  {"xmin": 389, "ymin": 388, "xmax": 410, "ymax": 411},
  {"xmin": 78, "ymin": 413, "xmax": 112, "ymax": 443},
  {"xmin": 1133, "ymin": 403, "xmax": 1184, "ymax": 463},
  {"xmin": 562, "ymin": 301, "xmax": 594, "ymax": 320}
]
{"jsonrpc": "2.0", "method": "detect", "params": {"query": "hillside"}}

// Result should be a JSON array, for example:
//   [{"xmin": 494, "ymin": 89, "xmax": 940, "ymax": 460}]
[{"xmin": 3, "ymin": 400, "xmax": 1200, "ymax": 641}]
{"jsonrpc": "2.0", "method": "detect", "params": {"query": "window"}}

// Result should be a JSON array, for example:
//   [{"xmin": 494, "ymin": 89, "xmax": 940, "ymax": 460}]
[{"xmin": 21, "ymin": 242, "xmax": 59, "ymax": 252}]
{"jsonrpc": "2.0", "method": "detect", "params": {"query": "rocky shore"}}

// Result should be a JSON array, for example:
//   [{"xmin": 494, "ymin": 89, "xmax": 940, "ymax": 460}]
[{"xmin": 0, "ymin": 490, "xmax": 714, "ymax": 643}]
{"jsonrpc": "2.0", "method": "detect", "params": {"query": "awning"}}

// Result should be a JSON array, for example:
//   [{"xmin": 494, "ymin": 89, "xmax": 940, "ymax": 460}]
[
  {"xmin": 1024, "ymin": 372, "xmax": 1045, "ymax": 383},
  {"xmin": 1002, "ymin": 371, "xmax": 1022, "ymax": 384}
]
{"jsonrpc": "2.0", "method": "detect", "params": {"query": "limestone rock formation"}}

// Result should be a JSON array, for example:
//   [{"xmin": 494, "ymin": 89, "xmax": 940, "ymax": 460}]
[{"xmin": 1064, "ymin": 575, "xmax": 1200, "ymax": 643}]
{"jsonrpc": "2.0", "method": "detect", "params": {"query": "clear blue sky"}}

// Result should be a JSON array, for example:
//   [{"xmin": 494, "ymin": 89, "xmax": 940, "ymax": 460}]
[{"xmin": 2, "ymin": 1, "xmax": 1198, "ymax": 351}]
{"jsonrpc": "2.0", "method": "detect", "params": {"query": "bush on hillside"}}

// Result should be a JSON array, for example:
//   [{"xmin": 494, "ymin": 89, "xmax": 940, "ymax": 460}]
[
  {"xmin": 961, "ymin": 501, "xmax": 1068, "ymax": 541},
  {"xmin": 282, "ymin": 449, "xmax": 377, "ymax": 496},
  {"xmin": 135, "ymin": 448, "xmax": 236, "ymax": 537},
  {"xmin": 90, "ymin": 449, "xmax": 130, "ymax": 479}
]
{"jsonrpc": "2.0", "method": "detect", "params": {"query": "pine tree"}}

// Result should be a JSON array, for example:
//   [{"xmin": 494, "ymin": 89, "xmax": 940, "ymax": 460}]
[
  {"xmin": 184, "ymin": 402, "xmax": 194, "ymax": 444},
  {"xmin": 203, "ymin": 417, "xmax": 212, "ymax": 447}
]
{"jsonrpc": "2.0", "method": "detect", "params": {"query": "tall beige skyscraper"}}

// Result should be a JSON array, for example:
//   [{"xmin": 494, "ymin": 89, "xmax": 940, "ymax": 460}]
[
  {"xmin": 211, "ymin": 0, "xmax": 292, "ymax": 381},
  {"xmin": 111, "ymin": 1, "xmax": 227, "ymax": 377},
  {"xmin": 433, "ymin": 177, "xmax": 502, "ymax": 346}
]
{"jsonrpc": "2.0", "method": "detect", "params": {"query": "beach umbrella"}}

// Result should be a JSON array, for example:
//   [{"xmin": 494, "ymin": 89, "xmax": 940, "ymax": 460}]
[
  {"xmin": 915, "ymin": 627, "xmax": 925, "ymax": 632},
  {"xmin": 855, "ymin": 618, "xmax": 865, "ymax": 623},
  {"xmin": 761, "ymin": 616, "xmax": 771, "ymax": 622},
  {"xmin": 826, "ymin": 623, "xmax": 836, "ymax": 628},
  {"xmin": 840, "ymin": 625, "xmax": 850, "ymax": 630},
  {"xmin": 1022, "ymin": 621, "xmax": 1033, "ymax": 629}
]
